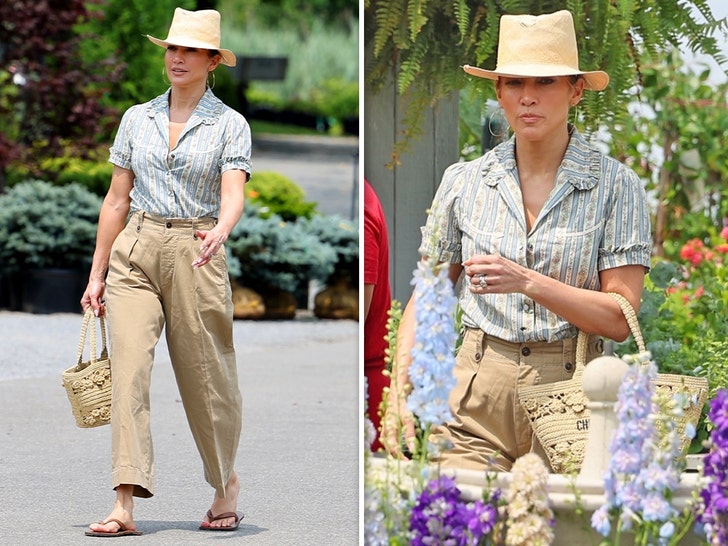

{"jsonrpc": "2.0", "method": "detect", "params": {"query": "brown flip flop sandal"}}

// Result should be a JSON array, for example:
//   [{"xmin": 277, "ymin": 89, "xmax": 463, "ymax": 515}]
[
  {"xmin": 85, "ymin": 518, "xmax": 143, "ymax": 537},
  {"xmin": 199, "ymin": 509, "xmax": 243, "ymax": 531}
]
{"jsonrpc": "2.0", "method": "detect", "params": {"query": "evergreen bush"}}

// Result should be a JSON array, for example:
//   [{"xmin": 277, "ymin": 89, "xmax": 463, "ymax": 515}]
[
  {"xmin": 226, "ymin": 203, "xmax": 337, "ymax": 292},
  {"xmin": 298, "ymin": 214, "xmax": 358, "ymax": 283},
  {"xmin": 0, "ymin": 180, "xmax": 101, "ymax": 274}
]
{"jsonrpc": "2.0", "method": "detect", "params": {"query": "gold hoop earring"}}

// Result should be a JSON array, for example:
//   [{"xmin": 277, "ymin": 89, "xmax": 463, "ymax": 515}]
[
  {"xmin": 207, "ymin": 71, "xmax": 216, "ymax": 90},
  {"xmin": 161, "ymin": 67, "xmax": 170, "ymax": 86},
  {"xmin": 488, "ymin": 106, "xmax": 510, "ymax": 139},
  {"xmin": 569, "ymin": 103, "xmax": 579, "ymax": 133}
]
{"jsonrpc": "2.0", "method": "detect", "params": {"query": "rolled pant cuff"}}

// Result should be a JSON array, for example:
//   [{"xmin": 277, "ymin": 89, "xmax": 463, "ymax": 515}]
[{"xmin": 112, "ymin": 466, "xmax": 154, "ymax": 498}]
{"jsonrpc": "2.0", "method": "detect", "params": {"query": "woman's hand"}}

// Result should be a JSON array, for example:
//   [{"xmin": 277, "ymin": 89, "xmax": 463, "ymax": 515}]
[
  {"xmin": 463, "ymin": 253, "xmax": 531, "ymax": 294},
  {"xmin": 192, "ymin": 227, "xmax": 228, "ymax": 268},
  {"xmin": 81, "ymin": 278, "xmax": 106, "ymax": 317}
]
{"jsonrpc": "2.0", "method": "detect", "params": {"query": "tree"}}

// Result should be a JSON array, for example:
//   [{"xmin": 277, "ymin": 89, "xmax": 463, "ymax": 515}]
[
  {"xmin": 78, "ymin": 0, "xmax": 196, "ymax": 113},
  {"xmin": 0, "ymin": 0, "xmax": 122, "ymax": 190},
  {"xmin": 364, "ymin": 0, "xmax": 728, "ymax": 160}
]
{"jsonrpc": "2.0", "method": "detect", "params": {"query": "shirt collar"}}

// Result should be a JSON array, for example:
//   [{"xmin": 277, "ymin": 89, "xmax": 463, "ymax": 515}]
[{"xmin": 484, "ymin": 128, "xmax": 601, "ymax": 190}]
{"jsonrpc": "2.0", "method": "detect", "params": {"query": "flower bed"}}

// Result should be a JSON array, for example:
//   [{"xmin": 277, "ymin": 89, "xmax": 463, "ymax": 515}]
[{"xmin": 364, "ymin": 254, "xmax": 728, "ymax": 545}]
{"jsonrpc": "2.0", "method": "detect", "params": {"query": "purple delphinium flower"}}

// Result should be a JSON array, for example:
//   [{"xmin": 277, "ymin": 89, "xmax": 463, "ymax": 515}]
[
  {"xmin": 407, "ymin": 260, "xmax": 458, "ymax": 429},
  {"xmin": 698, "ymin": 388, "xmax": 728, "ymax": 545},
  {"xmin": 410, "ymin": 475, "xmax": 498, "ymax": 546}
]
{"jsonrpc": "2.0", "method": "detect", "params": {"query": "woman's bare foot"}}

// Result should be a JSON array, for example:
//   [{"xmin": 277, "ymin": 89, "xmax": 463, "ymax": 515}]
[
  {"xmin": 87, "ymin": 484, "xmax": 136, "ymax": 534},
  {"xmin": 200, "ymin": 472, "xmax": 241, "ymax": 529}
]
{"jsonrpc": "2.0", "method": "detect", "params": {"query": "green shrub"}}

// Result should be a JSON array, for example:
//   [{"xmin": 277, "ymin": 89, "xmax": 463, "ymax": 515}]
[
  {"xmin": 246, "ymin": 171, "xmax": 317, "ymax": 221},
  {"xmin": 0, "ymin": 180, "xmax": 101, "ymax": 273},
  {"xmin": 6, "ymin": 156, "xmax": 113, "ymax": 196},
  {"xmin": 226, "ymin": 203, "xmax": 337, "ymax": 291},
  {"xmin": 298, "ymin": 214, "xmax": 358, "ymax": 283}
]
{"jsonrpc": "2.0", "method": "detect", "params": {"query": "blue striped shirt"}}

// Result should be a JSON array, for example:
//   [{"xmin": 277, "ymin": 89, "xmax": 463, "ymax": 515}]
[
  {"xmin": 109, "ymin": 88, "xmax": 252, "ymax": 218},
  {"xmin": 419, "ymin": 130, "xmax": 652, "ymax": 343}
]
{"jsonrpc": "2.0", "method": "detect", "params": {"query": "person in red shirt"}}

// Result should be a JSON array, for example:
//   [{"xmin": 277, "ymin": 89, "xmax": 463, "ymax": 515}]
[{"xmin": 364, "ymin": 179, "xmax": 392, "ymax": 452}]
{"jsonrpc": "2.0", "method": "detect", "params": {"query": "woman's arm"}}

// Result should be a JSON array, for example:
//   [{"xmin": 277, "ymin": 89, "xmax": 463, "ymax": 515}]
[
  {"xmin": 192, "ymin": 168, "xmax": 247, "ymax": 268},
  {"xmin": 81, "ymin": 166, "xmax": 134, "ymax": 315},
  {"xmin": 463, "ymin": 254, "xmax": 645, "ymax": 341}
]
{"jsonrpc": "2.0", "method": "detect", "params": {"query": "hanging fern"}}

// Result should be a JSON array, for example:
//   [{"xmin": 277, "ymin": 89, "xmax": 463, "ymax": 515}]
[{"xmin": 365, "ymin": 0, "xmax": 728, "ymax": 160}]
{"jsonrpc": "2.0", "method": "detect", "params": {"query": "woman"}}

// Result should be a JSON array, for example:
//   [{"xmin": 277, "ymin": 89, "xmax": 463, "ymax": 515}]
[
  {"xmin": 381, "ymin": 10, "xmax": 652, "ymax": 472},
  {"xmin": 81, "ymin": 8, "xmax": 250, "ymax": 536}
]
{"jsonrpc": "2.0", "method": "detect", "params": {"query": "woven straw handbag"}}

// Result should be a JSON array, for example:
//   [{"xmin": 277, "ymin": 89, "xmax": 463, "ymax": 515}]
[
  {"xmin": 518, "ymin": 292, "xmax": 709, "ymax": 474},
  {"xmin": 62, "ymin": 308, "xmax": 112, "ymax": 428}
]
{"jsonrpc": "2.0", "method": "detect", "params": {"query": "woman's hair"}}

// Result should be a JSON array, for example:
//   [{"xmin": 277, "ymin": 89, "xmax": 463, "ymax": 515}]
[{"xmin": 208, "ymin": 49, "xmax": 220, "ymax": 58}]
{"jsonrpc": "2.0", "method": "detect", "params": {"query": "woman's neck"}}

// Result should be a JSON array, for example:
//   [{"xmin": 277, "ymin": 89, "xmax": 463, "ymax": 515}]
[
  {"xmin": 514, "ymin": 128, "xmax": 571, "ymax": 179},
  {"xmin": 168, "ymin": 85, "xmax": 207, "ymax": 120}
]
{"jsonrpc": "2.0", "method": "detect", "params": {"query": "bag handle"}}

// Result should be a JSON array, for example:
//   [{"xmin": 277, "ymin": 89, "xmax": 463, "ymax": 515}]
[
  {"xmin": 606, "ymin": 292, "xmax": 646, "ymax": 353},
  {"xmin": 76, "ymin": 308, "xmax": 108, "ymax": 366},
  {"xmin": 573, "ymin": 292, "xmax": 646, "ymax": 379}
]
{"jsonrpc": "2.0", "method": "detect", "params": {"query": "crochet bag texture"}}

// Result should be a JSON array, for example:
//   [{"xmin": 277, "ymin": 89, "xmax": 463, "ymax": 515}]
[
  {"xmin": 62, "ymin": 308, "xmax": 112, "ymax": 428},
  {"xmin": 518, "ymin": 292, "xmax": 708, "ymax": 474}
]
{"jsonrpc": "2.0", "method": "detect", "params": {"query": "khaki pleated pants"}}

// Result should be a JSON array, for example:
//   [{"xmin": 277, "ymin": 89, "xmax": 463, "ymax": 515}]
[
  {"xmin": 105, "ymin": 212, "xmax": 242, "ymax": 498},
  {"xmin": 430, "ymin": 327, "xmax": 603, "ymax": 472}
]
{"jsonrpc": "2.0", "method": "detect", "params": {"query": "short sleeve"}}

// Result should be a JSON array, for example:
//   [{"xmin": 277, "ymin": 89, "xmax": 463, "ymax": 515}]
[
  {"xmin": 598, "ymin": 165, "xmax": 653, "ymax": 270},
  {"xmin": 418, "ymin": 162, "xmax": 467, "ymax": 263},
  {"xmin": 108, "ymin": 105, "xmax": 139, "ymax": 169},
  {"xmin": 218, "ymin": 111, "xmax": 252, "ymax": 179}
]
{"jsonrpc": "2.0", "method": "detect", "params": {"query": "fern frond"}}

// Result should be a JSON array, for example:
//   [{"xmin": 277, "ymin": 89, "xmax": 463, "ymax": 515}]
[
  {"xmin": 453, "ymin": 0, "xmax": 470, "ymax": 41},
  {"xmin": 373, "ymin": 0, "xmax": 407, "ymax": 57},
  {"xmin": 407, "ymin": 0, "xmax": 429, "ymax": 42}
]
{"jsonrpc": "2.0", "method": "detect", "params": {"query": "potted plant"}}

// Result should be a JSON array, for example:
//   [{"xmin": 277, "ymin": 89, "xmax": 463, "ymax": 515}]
[
  {"xmin": 0, "ymin": 179, "xmax": 101, "ymax": 313},
  {"xmin": 298, "ymin": 214, "xmax": 359, "ymax": 320},
  {"xmin": 226, "ymin": 203, "xmax": 338, "ymax": 319}
]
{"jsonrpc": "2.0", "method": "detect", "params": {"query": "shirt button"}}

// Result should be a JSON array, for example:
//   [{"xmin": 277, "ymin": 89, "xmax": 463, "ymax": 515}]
[
  {"xmin": 474, "ymin": 352, "xmax": 482, "ymax": 361},
  {"xmin": 524, "ymin": 303, "xmax": 531, "ymax": 313},
  {"xmin": 166, "ymin": 222, "xmax": 172, "ymax": 228},
  {"xmin": 521, "ymin": 347, "xmax": 531, "ymax": 357},
  {"xmin": 564, "ymin": 361, "xmax": 574, "ymax": 372},
  {"xmin": 596, "ymin": 339, "xmax": 604, "ymax": 353},
  {"xmin": 527, "ymin": 243, "xmax": 534, "ymax": 252}
]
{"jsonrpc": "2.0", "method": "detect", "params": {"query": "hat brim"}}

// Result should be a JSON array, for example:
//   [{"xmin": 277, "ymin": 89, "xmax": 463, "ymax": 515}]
[
  {"xmin": 147, "ymin": 35, "xmax": 236, "ymax": 67},
  {"xmin": 463, "ymin": 64, "xmax": 609, "ymax": 91}
]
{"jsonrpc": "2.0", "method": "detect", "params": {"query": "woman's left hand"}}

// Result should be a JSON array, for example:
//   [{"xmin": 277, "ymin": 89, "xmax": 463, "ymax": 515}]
[
  {"xmin": 192, "ymin": 228, "xmax": 226, "ymax": 268},
  {"xmin": 463, "ymin": 254, "xmax": 531, "ymax": 294}
]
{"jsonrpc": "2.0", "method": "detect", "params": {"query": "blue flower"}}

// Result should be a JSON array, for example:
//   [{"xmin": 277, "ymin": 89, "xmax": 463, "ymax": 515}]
[
  {"xmin": 592, "ymin": 354, "xmax": 684, "ymax": 542},
  {"xmin": 407, "ymin": 260, "xmax": 458, "ymax": 429}
]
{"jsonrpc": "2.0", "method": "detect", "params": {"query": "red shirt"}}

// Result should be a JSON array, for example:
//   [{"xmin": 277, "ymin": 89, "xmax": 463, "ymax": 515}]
[{"xmin": 364, "ymin": 180, "xmax": 391, "ymax": 368}]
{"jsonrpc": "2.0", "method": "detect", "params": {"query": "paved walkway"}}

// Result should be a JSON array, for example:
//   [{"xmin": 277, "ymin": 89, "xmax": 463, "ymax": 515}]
[{"xmin": 0, "ymin": 311, "xmax": 359, "ymax": 545}]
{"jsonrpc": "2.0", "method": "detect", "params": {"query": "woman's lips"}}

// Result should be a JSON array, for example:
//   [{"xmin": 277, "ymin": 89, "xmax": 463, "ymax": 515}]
[{"xmin": 519, "ymin": 113, "xmax": 541, "ymax": 122}]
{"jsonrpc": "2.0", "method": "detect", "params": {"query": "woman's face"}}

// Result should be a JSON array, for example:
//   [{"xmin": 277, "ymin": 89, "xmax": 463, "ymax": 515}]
[
  {"xmin": 164, "ymin": 45, "xmax": 219, "ymax": 88},
  {"xmin": 496, "ymin": 76, "xmax": 584, "ymax": 142}
]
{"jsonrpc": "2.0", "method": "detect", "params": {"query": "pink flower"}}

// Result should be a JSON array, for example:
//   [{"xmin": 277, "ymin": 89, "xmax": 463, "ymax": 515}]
[
  {"xmin": 720, "ymin": 224, "xmax": 728, "ymax": 241},
  {"xmin": 680, "ymin": 239, "xmax": 704, "ymax": 266},
  {"xmin": 715, "ymin": 243, "xmax": 728, "ymax": 254}
]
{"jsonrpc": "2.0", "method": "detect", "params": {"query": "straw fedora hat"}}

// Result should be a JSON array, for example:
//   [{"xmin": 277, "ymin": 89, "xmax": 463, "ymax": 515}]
[
  {"xmin": 463, "ymin": 10, "xmax": 608, "ymax": 91},
  {"xmin": 147, "ymin": 8, "xmax": 236, "ymax": 67}
]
